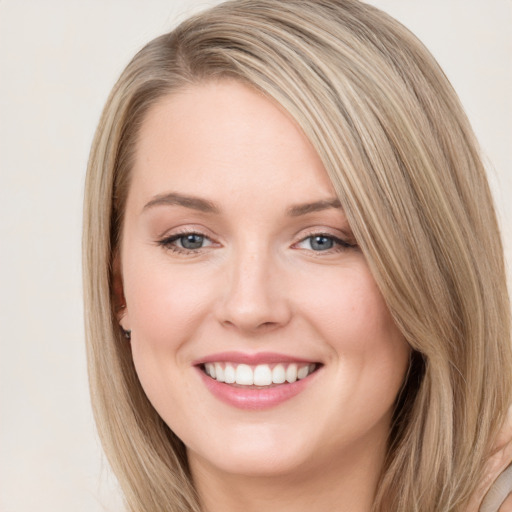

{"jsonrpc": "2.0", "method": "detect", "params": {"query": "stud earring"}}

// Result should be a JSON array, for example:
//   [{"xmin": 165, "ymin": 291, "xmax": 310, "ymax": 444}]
[{"xmin": 122, "ymin": 328, "xmax": 131, "ymax": 340}]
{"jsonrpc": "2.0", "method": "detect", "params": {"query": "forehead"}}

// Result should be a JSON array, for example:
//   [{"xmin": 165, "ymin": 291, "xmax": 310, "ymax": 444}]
[{"xmin": 130, "ymin": 80, "xmax": 337, "ymax": 208}]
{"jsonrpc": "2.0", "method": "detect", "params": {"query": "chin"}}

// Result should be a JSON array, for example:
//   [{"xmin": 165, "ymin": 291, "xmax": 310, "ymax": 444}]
[
  {"xmin": 187, "ymin": 424, "xmax": 317, "ymax": 478},
  {"xmin": 201, "ymin": 450, "xmax": 311, "ymax": 479}
]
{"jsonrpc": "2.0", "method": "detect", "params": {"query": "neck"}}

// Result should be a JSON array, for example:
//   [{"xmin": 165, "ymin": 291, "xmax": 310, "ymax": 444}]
[{"xmin": 188, "ymin": 433, "xmax": 387, "ymax": 512}]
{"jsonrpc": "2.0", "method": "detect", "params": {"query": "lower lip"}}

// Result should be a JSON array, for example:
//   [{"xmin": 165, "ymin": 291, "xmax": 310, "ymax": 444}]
[{"xmin": 196, "ymin": 367, "xmax": 319, "ymax": 410}]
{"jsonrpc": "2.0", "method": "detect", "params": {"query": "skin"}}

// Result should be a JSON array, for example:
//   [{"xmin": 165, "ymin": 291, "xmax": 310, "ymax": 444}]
[
  {"xmin": 116, "ymin": 80, "xmax": 412, "ymax": 512},
  {"xmin": 466, "ymin": 405, "xmax": 512, "ymax": 511}
]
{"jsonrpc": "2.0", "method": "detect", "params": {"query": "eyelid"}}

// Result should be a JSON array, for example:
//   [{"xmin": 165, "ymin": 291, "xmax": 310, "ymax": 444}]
[
  {"xmin": 155, "ymin": 226, "xmax": 356, "ymax": 255},
  {"xmin": 292, "ymin": 229, "xmax": 356, "ymax": 252},
  {"xmin": 157, "ymin": 226, "xmax": 220, "ymax": 254}
]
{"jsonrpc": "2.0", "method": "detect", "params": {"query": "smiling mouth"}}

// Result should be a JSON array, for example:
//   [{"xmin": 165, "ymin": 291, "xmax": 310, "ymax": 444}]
[{"xmin": 200, "ymin": 362, "xmax": 320, "ymax": 388}]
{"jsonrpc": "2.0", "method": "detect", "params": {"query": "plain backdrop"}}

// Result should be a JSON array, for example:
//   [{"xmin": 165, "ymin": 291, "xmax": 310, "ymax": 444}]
[{"xmin": 0, "ymin": 1, "xmax": 511, "ymax": 511}]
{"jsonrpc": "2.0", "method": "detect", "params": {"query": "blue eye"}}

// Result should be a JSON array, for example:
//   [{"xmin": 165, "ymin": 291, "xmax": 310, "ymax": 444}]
[
  {"xmin": 158, "ymin": 232, "xmax": 213, "ymax": 252},
  {"xmin": 308, "ymin": 235, "xmax": 335, "ymax": 251},
  {"xmin": 296, "ymin": 234, "xmax": 353, "ymax": 252},
  {"xmin": 178, "ymin": 234, "xmax": 206, "ymax": 249}
]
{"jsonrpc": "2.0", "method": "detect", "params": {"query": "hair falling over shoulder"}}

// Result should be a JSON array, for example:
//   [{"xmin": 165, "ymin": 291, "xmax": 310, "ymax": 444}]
[{"xmin": 82, "ymin": 1, "xmax": 512, "ymax": 510}]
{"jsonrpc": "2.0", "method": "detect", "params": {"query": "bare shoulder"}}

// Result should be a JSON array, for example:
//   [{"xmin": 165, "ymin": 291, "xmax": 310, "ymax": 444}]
[
  {"xmin": 480, "ymin": 463, "xmax": 512, "ymax": 512},
  {"xmin": 466, "ymin": 407, "xmax": 512, "ymax": 512},
  {"xmin": 499, "ymin": 493, "xmax": 512, "ymax": 512}
]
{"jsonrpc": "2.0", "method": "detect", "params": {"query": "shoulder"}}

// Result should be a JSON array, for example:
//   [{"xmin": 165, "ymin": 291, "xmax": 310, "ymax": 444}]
[{"xmin": 480, "ymin": 464, "xmax": 512, "ymax": 512}]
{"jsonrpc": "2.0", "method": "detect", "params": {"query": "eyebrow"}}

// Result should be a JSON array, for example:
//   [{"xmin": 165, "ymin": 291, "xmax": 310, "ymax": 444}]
[
  {"xmin": 143, "ymin": 192, "xmax": 220, "ymax": 214},
  {"xmin": 286, "ymin": 198, "xmax": 342, "ymax": 216},
  {"xmin": 143, "ymin": 192, "xmax": 342, "ymax": 216}
]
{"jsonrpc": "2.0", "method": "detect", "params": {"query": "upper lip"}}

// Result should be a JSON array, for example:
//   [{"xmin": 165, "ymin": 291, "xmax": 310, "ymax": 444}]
[{"xmin": 192, "ymin": 351, "xmax": 320, "ymax": 366}]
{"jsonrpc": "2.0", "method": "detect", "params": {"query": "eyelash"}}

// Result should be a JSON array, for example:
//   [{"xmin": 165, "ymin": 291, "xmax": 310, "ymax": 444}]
[
  {"xmin": 157, "ymin": 231, "xmax": 215, "ymax": 255},
  {"xmin": 158, "ymin": 229, "xmax": 356, "ymax": 256},
  {"xmin": 293, "ymin": 232, "xmax": 356, "ymax": 253}
]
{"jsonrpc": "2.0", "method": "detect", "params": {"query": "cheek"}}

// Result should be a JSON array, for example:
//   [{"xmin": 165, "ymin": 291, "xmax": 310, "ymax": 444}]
[
  {"xmin": 124, "ymin": 262, "xmax": 217, "ymax": 418},
  {"xmin": 124, "ymin": 255, "xmax": 215, "ymax": 342},
  {"xmin": 121, "ymin": 258, "xmax": 221, "ymax": 410},
  {"xmin": 300, "ymin": 266, "xmax": 402, "ymax": 350},
  {"xmin": 299, "ymin": 265, "xmax": 410, "ymax": 394}
]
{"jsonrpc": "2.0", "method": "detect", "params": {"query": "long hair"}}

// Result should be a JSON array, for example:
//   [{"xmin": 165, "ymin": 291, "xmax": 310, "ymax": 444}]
[{"xmin": 83, "ymin": 1, "xmax": 512, "ymax": 510}]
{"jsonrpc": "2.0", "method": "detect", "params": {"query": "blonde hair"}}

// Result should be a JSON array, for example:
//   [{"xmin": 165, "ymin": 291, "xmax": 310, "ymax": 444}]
[{"xmin": 83, "ymin": 1, "xmax": 512, "ymax": 510}]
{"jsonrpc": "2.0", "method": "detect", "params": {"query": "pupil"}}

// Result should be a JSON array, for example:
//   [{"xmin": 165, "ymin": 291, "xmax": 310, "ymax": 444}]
[
  {"xmin": 311, "ymin": 236, "xmax": 333, "ymax": 251},
  {"xmin": 181, "ymin": 234, "xmax": 203, "ymax": 249}
]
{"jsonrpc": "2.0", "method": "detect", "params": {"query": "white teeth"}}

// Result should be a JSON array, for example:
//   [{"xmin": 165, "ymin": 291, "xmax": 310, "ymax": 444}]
[
  {"xmin": 235, "ymin": 364, "xmax": 254, "ymax": 385},
  {"xmin": 286, "ymin": 364, "xmax": 298, "ymax": 383},
  {"xmin": 272, "ymin": 364, "xmax": 286, "ymax": 384},
  {"xmin": 214, "ymin": 363, "xmax": 224, "ymax": 382},
  {"xmin": 224, "ymin": 364, "xmax": 235, "ymax": 383},
  {"xmin": 297, "ymin": 365, "xmax": 309, "ymax": 379},
  {"xmin": 253, "ymin": 364, "xmax": 272, "ymax": 386},
  {"xmin": 206, "ymin": 362, "xmax": 317, "ymax": 386}
]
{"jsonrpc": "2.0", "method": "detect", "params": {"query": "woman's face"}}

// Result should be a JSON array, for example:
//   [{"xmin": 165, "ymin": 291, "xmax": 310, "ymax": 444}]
[{"xmin": 118, "ymin": 80, "xmax": 410, "ymax": 479}]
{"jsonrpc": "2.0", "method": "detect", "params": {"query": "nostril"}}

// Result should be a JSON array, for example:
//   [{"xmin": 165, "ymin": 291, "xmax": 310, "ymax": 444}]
[
  {"xmin": 220, "ymin": 318, "xmax": 283, "ymax": 333},
  {"xmin": 216, "ymin": 272, "xmax": 292, "ymax": 332}
]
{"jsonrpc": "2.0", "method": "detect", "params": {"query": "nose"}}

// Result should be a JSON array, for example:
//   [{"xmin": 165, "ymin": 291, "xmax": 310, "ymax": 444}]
[{"xmin": 216, "ymin": 246, "xmax": 292, "ymax": 334}]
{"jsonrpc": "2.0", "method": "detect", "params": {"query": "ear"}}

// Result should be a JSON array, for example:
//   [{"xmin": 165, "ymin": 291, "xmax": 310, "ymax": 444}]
[{"xmin": 112, "ymin": 251, "xmax": 129, "ymax": 328}]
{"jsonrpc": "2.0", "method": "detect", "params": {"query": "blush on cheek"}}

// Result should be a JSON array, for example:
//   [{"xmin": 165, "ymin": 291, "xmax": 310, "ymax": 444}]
[
  {"xmin": 308, "ymin": 277, "xmax": 397, "ymax": 351},
  {"xmin": 128, "ymin": 274, "xmax": 217, "ymax": 367}
]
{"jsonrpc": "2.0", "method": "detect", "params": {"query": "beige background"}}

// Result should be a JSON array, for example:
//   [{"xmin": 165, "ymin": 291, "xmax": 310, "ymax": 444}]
[{"xmin": 0, "ymin": 1, "xmax": 510, "ymax": 511}]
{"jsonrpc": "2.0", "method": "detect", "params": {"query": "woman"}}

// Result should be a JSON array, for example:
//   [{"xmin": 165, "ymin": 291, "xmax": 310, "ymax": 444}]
[{"xmin": 83, "ymin": 1, "xmax": 512, "ymax": 510}]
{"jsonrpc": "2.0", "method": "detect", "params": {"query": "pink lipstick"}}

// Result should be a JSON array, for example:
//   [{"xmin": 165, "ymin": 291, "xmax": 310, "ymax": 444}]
[{"xmin": 194, "ymin": 352, "xmax": 321, "ymax": 410}]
